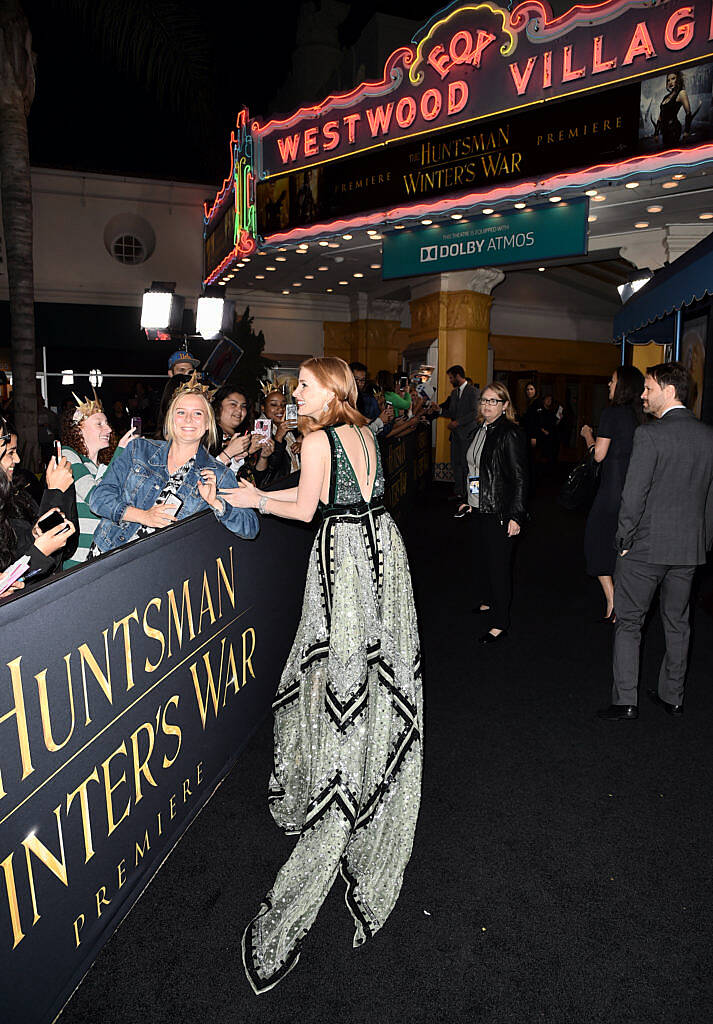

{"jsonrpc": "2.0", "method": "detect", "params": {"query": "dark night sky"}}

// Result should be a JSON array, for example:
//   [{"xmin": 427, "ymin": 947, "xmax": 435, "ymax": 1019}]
[{"xmin": 23, "ymin": 0, "xmax": 444, "ymax": 188}]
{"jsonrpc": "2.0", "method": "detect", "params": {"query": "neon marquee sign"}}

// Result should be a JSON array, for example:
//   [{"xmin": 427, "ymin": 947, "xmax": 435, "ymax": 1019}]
[
  {"xmin": 203, "ymin": 109, "xmax": 257, "ymax": 285},
  {"xmin": 253, "ymin": 0, "xmax": 713, "ymax": 175}
]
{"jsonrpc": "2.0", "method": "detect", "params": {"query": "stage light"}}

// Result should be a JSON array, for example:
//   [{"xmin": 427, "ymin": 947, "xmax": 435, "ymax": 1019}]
[
  {"xmin": 140, "ymin": 282, "xmax": 184, "ymax": 333},
  {"xmin": 197, "ymin": 295, "xmax": 234, "ymax": 339},
  {"xmin": 61, "ymin": 370, "xmax": 74, "ymax": 385},
  {"xmin": 89, "ymin": 369, "xmax": 104, "ymax": 387}
]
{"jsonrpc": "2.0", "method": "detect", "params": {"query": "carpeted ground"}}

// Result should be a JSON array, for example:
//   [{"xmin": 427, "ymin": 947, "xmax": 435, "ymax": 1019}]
[{"xmin": 59, "ymin": 480, "xmax": 713, "ymax": 1024}]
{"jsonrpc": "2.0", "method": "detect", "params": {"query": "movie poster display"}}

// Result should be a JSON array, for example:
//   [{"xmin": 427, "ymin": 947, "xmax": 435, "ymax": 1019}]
[
  {"xmin": 0, "ymin": 512, "xmax": 313, "ymax": 1024},
  {"xmin": 639, "ymin": 58, "xmax": 713, "ymax": 151}
]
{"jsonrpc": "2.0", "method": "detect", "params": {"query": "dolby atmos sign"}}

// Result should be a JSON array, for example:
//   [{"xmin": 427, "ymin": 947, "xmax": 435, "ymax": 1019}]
[{"xmin": 382, "ymin": 199, "xmax": 588, "ymax": 279}]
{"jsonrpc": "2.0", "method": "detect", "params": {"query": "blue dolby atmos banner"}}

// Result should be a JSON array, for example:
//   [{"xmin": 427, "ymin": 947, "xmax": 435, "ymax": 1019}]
[{"xmin": 382, "ymin": 199, "xmax": 588, "ymax": 279}]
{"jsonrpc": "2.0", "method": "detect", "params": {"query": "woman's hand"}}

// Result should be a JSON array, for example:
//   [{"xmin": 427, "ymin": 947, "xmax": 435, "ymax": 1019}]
[
  {"xmin": 45, "ymin": 456, "xmax": 74, "ymax": 492},
  {"xmin": 290, "ymin": 438, "xmax": 302, "ymax": 457},
  {"xmin": 507, "ymin": 519, "xmax": 521, "ymax": 538},
  {"xmin": 219, "ymin": 480, "xmax": 259, "ymax": 509},
  {"xmin": 135, "ymin": 504, "xmax": 178, "ymax": 530},
  {"xmin": 223, "ymin": 433, "xmax": 251, "ymax": 460},
  {"xmin": 117, "ymin": 427, "xmax": 137, "ymax": 449},
  {"xmin": 255, "ymin": 438, "xmax": 275, "ymax": 465},
  {"xmin": 580, "ymin": 424, "xmax": 594, "ymax": 446},
  {"xmin": 197, "ymin": 469, "xmax": 219, "ymax": 508},
  {"xmin": 1, "ymin": 581, "xmax": 24, "ymax": 599},
  {"xmin": 274, "ymin": 421, "xmax": 290, "ymax": 443},
  {"xmin": 34, "ymin": 516, "xmax": 75, "ymax": 556}
]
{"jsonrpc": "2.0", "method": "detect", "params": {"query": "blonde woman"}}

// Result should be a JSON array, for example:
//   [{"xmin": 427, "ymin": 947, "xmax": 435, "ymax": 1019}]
[
  {"xmin": 463, "ymin": 381, "xmax": 528, "ymax": 644},
  {"xmin": 224, "ymin": 356, "xmax": 422, "ymax": 993},
  {"xmin": 88, "ymin": 376, "xmax": 258, "ymax": 555}
]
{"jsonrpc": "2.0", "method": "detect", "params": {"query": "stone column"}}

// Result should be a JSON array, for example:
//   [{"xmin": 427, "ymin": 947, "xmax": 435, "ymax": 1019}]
[{"xmin": 410, "ymin": 269, "xmax": 504, "ymax": 480}]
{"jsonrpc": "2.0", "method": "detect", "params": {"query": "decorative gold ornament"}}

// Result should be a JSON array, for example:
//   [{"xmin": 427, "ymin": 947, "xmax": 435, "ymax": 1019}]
[
  {"xmin": 71, "ymin": 389, "xmax": 103, "ymax": 423},
  {"xmin": 174, "ymin": 370, "xmax": 216, "ymax": 400}
]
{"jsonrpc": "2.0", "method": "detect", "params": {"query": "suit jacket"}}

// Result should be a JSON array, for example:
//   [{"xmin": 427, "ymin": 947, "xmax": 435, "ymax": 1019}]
[
  {"xmin": 440, "ymin": 383, "xmax": 480, "ymax": 443},
  {"xmin": 616, "ymin": 407, "xmax": 713, "ymax": 564}
]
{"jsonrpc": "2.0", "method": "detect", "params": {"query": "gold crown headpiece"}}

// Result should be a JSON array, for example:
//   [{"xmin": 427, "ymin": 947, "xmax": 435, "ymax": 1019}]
[
  {"xmin": 174, "ymin": 370, "xmax": 216, "ymax": 400},
  {"xmin": 259, "ymin": 378, "xmax": 277, "ymax": 398},
  {"xmin": 72, "ymin": 389, "xmax": 103, "ymax": 423}
]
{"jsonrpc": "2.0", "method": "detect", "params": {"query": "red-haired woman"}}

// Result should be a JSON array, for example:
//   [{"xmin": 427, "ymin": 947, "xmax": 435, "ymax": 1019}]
[{"xmin": 224, "ymin": 356, "xmax": 422, "ymax": 993}]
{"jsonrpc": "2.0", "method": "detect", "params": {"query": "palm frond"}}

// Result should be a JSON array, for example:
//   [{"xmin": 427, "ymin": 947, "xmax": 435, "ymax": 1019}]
[{"xmin": 51, "ymin": 0, "xmax": 212, "ymax": 122}]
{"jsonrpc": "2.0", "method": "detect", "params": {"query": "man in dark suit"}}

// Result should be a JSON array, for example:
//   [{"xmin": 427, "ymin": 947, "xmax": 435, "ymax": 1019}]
[
  {"xmin": 598, "ymin": 363, "xmax": 713, "ymax": 720},
  {"xmin": 433, "ymin": 365, "xmax": 480, "ymax": 503}
]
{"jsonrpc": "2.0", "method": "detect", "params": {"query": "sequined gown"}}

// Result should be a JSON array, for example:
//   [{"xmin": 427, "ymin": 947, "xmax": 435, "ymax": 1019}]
[{"xmin": 242, "ymin": 425, "xmax": 423, "ymax": 993}]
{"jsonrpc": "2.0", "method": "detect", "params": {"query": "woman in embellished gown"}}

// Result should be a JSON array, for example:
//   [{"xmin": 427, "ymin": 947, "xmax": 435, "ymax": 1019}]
[{"xmin": 223, "ymin": 356, "xmax": 423, "ymax": 993}]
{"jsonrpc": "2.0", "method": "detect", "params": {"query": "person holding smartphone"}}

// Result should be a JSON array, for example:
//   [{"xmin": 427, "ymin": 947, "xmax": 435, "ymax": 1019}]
[
  {"xmin": 0, "ymin": 415, "xmax": 77, "ymax": 583},
  {"xmin": 87, "ymin": 376, "xmax": 258, "ymax": 556},
  {"xmin": 210, "ymin": 385, "xmax": 275, "ymax": 483},
  {"xmin": 261, "ymin": 388, "xmax": 301, "ymax": 482},
  {"xmin": 60, "ymin": 390, "xmax": 136, "ymax": 568}
]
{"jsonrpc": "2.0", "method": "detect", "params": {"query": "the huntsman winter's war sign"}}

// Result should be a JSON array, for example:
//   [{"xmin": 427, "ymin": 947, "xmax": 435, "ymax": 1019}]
[
  {"xmin": 382, "ymin": 199, "xmax": 588, "ymax": 278},
  {"xmin": 255, "ymin": 0, "xmax": 713, "ymax": 174},
  {"xmin": 0, "ymin": 512, "xmax": 312, "ymax": 1024}
]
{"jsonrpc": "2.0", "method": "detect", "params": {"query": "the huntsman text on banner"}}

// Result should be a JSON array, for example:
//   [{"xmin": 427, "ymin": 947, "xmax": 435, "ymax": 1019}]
[{"xmin": 0, "ymin": 512, "xmax": 312, "ymax": 1024}]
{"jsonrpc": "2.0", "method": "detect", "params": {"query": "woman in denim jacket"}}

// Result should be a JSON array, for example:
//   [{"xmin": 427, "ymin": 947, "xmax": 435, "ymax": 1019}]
[{"xmin": 89, "ymin": 379, "xmax": 259, "ymax": 555}]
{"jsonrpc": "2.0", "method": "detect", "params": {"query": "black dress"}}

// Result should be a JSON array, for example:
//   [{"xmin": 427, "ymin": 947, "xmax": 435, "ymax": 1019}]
[{"xmin": 584, "ymin": 405, "xmax": 638, "ymax": 577}]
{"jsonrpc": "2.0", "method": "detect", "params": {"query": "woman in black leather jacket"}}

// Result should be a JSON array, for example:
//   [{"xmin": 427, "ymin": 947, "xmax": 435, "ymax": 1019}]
[{"xmin": 459, "ymin": 382, "xmax": 528, "ymax": 644}]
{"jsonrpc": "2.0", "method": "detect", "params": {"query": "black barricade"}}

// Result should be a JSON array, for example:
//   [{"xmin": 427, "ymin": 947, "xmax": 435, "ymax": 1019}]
[
  {"xmin": 0, "ymin": 512, "xmax": 313, "ymax": 1024},
  {"xmin": 381, "ymin": 426, "xmax": 432, "ymax": 522}
]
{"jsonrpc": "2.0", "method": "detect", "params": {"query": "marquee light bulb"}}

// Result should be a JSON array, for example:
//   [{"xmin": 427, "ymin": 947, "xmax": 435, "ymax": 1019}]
[
  {"xmin": 592, "ymin": 194, "xmax": 607, "ymax": 202},
  {"xmin": 319, "ymin": 240, "xmax": 329, "ymax": 246},
  {"xmin": 662, "ymin": 181, "xmax": 678, "ymax": 189},
  {"xmin": 450, "ymin": 213, "xmax": 463, "ymax": 220},
  {"xmin": 421, "ymin": 218, "xmax": 433, "ymax": 225},
  {"xmin": 625, "ymin": 181, "xmax": 640, "ymax": 189},
  {"xmin": 634, "ymin": 221, "xmax": 649, "ymax": 228},
  {"xmin": 585, "ymin": 189, "xmax": 598, "ymax": 197},
  {"xmin": 482, "ymin": 208, "xmax": 494, "ymax": 215},
  {"xmin": 699, "ymin": 212, "xmax": 713, "ymax": 220},
  {"xmin": 342, "ymin": 233, "xmax": 353, "ymax": 240},
  {"xmin": 538, "ymin": 267, "xmax": 546, "ymax": 272},
  {"xmin": 647, "ymin": 205, "xmax": 663, "ymax": 213},
  {"xmin": 514, "ymin": 202, "xmax": 526, "ymax": 209},
  {"xmin": 672, "ymin": 173, "xmax": 686, "ymax": 180},
  {"xmin": 588, "ymin": 215, "xmax": 597, "ymax": 222},
  {"xmin": 549, "ymin": 195, "xmax": 562, "ymax": 203}
]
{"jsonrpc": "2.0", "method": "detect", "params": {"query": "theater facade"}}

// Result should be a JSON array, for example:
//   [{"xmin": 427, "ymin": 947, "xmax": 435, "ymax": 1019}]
[{"xmin": 204, "ymin": 0, "xmax": 713, "ymax": 468}]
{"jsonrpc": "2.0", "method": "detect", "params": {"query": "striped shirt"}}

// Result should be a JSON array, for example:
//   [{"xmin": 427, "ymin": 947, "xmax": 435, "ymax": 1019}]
[{"xmin": 61, "ymin": 446, "xmax": 108, "ymax": 568}]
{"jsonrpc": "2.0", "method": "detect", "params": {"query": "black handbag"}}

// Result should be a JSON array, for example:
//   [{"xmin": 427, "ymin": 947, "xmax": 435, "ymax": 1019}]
[{"xmin": 558, "ymin": 450, "xmax": 600, "ymax": 510}]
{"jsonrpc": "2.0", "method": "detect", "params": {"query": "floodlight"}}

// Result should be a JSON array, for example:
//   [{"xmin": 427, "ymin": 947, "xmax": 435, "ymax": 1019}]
[
  {"xmin": 89, "ymin": 369, "xmax": 104, "ymax": 387},
  {"xmin": 196, "ymin": 296, "xmax": 235, "ymax": 340},
  {"xmin": 141, "ymin": 282, "xmax": 184, "ymax": 335},
  {"xmin": 61, "ymin": 370, "xmax": 74, "ymax": 385},
  {"xmin": 617, "ymin": 274, "xmax": 652, "ymax": 303}
]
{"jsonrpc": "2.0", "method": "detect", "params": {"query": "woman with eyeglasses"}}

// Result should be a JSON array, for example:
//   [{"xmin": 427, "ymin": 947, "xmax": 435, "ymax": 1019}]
[
  {"xmin": 461, "ymin": 382, "xmax": 528, "ymax": 645},
  {"xmin": 580, "ymin": 365, "xmax": 644, "ymax": 622}
]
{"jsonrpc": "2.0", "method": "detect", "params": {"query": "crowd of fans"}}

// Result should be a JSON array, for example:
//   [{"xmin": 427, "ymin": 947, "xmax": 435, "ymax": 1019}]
[{"xmin": 0, "ymin": 352, "xmax": 434, "ymax": 601}]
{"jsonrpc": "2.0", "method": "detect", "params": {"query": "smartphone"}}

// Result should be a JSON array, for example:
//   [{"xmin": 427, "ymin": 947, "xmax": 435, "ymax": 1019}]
[
  {"xmin": 253, "ymin": 418, "xmax": 272, "ymax": 441},
  {"xmin": 53, "ymin": 439, "xmax": 62, "ymax": 462},
  {"xmin": 131, "ymin": 417, "xmax": 142, "ymax": 435},
  {"xmin": 285, "ymin": 404, "xmax": 298, "ymax": 425},
  {"xmin": 399, "ymin": 376, "xmax": 408, "ymax": 389},
  {"xmin": 158, "ymin": 498, "xmax": 183, "ymax": 518},
  {"xmin": 37, "ymin": 509, "xmax": 64, "ymax": 533}
]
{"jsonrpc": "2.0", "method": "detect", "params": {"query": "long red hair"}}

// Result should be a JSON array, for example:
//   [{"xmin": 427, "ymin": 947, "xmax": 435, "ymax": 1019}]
[{"xmin": 298, "ymin": 357, "xmax": 368, "ymax": 434}]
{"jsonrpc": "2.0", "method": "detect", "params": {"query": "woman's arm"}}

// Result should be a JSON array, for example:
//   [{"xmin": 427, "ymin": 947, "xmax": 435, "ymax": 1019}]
[
  {"xmin": 505, "ymin": 427, "xmax": 529, "ymax": 526},
  {"xmin": 581, "ymin": 423, "xmax": 612, "ymax": 463},
  {"xmin": 223, "ymin": 432, "xmax": 327, "ymax": 522}
]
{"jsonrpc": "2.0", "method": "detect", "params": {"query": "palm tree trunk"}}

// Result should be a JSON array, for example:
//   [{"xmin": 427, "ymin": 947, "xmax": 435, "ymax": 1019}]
[{"xmin": 0, "ymin": 0, "xmax": 39, "ymax": 469}]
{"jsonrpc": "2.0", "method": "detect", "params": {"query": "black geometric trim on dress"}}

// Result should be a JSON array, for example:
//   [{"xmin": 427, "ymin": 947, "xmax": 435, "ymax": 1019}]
[
  {"xmin": 325, "ymin": 678, "xmax": 368, "ymax": 732},
  {"xmin": 302, "ymin": 772, "xmax": 359, "ymax": 833},
  {"xmin": 242, "ymin": 895, "xmax": 303, "ymax": 995},
  {"xmin": 300, "ymin": 639, "xmax": 330, "ymax": 674},
  {"xmin": 272, "ymin": 678, "xmax": 300, "ymax": 712},
  {"xmin": 317, "ymin": 517, "xmax": 337, "ymax": 630},
  {"xmin": 340, "ymin": 858, "xmax": 376, "ymax": 946}
]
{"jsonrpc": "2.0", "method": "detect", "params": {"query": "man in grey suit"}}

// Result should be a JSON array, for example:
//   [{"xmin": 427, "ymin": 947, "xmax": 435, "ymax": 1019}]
[
  {"xmin": 598, "ymin": 363, "xmax": 713, "ymax": 721},
  {"xmin": 434, "ymin": 365, "xmax": 480, "ymax": 502}
]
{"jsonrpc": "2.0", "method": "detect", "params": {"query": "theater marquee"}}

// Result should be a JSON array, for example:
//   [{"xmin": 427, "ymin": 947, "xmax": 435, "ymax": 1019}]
[{"xmin": 204, "ymin": 0, "xmax": 713, "ymax": 281}]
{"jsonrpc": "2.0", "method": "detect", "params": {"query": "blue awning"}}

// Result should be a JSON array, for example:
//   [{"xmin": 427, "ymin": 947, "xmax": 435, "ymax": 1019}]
[{"xmin": 613, "ymin": 230, "xmax": 713, "ymax": 340}]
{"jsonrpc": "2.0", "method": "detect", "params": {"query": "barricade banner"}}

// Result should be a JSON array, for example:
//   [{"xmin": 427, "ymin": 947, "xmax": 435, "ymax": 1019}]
[
  {"xmin": 0, "ymin": 512, "xmax": 313, "ymax": 1024},
  {"xmin": 382, "ymin": 426, "xmax": 432, "ymax": 521}
]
